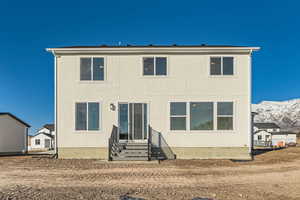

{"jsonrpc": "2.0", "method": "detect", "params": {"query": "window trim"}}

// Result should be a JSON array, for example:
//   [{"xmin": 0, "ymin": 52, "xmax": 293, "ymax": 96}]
[
  {"xmin": 216, "ymin": 102, "xmax": 234, "ymax": 131},
  {"xmin": 35, "ymin": 139, "xmax": 40, "ymax": 145},
  {"xmin": 169, "ymin": 102, "xmax": 187, "ymax": 131},
  {"xmin": 142, "ymin": 56, "xmax": 168, "ymax": 77},
  {"xmin": 189, "ymin": 102, "xmax": 214, "ymax": 131},
  {"xmin": 209, "ymin": 56, "xmax": 235, "ymax": 76},
  {"xmin": 79, "ymin": 57, "xmax": 106, "ymax": 82},
  {"xmin": 75, "ymin": 101, "xmax": 102, "ymax": 132},
  {"xmin": 169, "ymin": 101, "xmax": 235, "ymax": 132}
]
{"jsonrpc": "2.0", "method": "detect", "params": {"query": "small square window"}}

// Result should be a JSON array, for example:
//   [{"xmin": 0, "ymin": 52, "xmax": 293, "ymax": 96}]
[
  {"xmin": 143, "ymin": 57, "xmax": 167, "ymax": 76},
  {"xmin": 35, "ymin": 139, "xmax": 40, "ymax": 145},
  {"xmin": 80, "ymin": 58, "xmax": 105, "ymax": 81},
  {"xmin": 75, "ymin": 102, "xmax": 100, "ymax": 131},
  {"xmin": 210, "ymin": 57, "xmax": 234, "ymax": 76}
]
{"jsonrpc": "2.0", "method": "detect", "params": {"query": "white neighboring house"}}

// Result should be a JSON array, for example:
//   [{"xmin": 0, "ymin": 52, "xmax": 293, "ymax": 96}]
[
  {"xmin": 0, "ymin": 113, "xmax": 30, "ymax": 155},
  {"xmin": 253, "ymin": 123, "xmax": 297, "ymax": 147},
  {"xmin": 30, "ymin": 124, "xmax": 55, "ymax": 150}
]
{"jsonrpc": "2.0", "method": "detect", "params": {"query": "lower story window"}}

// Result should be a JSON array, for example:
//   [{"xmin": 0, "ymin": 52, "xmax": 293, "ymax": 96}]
[
  {"xmin": 170, "ymin": 102, "xmax": 187, "ymax": 130},
  {"xmin": 35, "ymin": 139, "xmax": 40, "ymax": 145},
  {"xmin": 75, "ymin": 102, "xmax": 100, "ymax": 131},
  {"xmin": 217, "ymin": 102, "xmax": 233, "ymax": 130},
  {"xmin": 190, "ymin": 102, "xmax": 214, "ymax": 130},
  {"xmin": 170, "ymin": 101, "xmax": 234, "ymax": 131}
]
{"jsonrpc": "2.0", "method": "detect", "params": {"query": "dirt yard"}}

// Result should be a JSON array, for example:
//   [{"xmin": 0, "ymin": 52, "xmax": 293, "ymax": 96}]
[{"xmin": 1, "ymin": 147, "xmax": 300, "ymax": 200}]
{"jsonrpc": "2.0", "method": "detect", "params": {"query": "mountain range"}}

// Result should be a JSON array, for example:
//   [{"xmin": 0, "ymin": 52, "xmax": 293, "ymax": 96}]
[{"xmin": 252, "ymin": 98, "xmax": 300, "ymax": 132}]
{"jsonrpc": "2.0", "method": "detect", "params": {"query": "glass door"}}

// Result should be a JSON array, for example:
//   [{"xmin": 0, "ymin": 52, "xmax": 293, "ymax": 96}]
[{"xmin": 118, "ymin": 103, "xmax": 148, "ymax": 141}]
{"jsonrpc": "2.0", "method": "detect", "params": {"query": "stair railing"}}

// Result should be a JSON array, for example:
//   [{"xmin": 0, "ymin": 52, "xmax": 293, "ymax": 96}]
[
  {"xmin": 148, "ymin": 126, "xmax": 152, "ymax": 161},
  {"xmin": 148, "ymin": 125, "xmax": 176, "ymax": 160},
  {"xmin": 108, "ymin": 125, "xmax": 119, "ymax": 161}
]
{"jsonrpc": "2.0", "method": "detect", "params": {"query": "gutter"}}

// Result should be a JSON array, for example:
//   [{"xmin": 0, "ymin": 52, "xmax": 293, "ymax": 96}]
[
  {"xmin": 46, "ymin": 47, "xmax": 261, "ymax": 55},
  {"xmin": 51, "ymin": 50, "xmax": 59, "ymax": 158}
]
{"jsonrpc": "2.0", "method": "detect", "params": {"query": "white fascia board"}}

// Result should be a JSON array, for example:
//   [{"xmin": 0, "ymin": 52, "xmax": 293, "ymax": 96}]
[{"xmin": 46, "ymin": 47, "xmax": 260, "ymax": 55}]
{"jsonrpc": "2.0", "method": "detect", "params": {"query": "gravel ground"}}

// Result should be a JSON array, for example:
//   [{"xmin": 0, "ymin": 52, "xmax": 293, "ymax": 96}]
[{"xmin": 0, "ymin": 147, "xmax": 300, "ymax": 200}]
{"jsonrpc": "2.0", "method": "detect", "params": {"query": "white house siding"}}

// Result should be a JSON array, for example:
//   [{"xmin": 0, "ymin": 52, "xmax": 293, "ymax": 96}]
[
  {"xmin": 30, "ymin": 134, "xmax": 53, "ymax": 150},
  {"xmin": 272, "ymin": 134, "xmax": 287, "ymax": 146},
  {"xmin": 286, "ymin": 134, "xmax": 297, "ymax": 144},
  {"xmin": 0, "ymin": 115, "xmax": 27, "ymax": 154},
  {"xmin": 254, "ymin": 130, "xmax": 271, "ymax": 142},
  {"xmin": 51, "ymin": 47, "xmax": 257, "ymax": 159}
]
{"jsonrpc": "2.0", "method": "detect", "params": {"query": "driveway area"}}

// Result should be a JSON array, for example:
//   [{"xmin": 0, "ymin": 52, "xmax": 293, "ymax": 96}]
[{"xmin": 0, "ymin": 147, "xmax": 300, "ymax": 200}]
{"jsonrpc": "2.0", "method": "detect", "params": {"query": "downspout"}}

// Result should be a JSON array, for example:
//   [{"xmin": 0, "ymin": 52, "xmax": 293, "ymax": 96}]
[
  {"xmin": 52, "ymin": 50, "xmax": 59, "ymax": 158},
  {"xmin": 25, "ymin": 127, "xmax": 28, "ymax": 154},
  {"xmin": 249, "ymin": 49, "xmax": 253, "ymax": 157}
]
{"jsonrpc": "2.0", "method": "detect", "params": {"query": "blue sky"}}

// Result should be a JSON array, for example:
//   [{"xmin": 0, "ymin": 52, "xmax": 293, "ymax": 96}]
[{"xmin": 0, "ymin": 0, "xmax": 299, "ymax": 134}]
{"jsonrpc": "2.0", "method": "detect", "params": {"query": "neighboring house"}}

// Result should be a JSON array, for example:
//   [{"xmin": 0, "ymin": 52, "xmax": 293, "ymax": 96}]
[
  {"xmin": 253, "ymin": 123, "xmax": 297, "ymax": 147},
  {"xmin": 47, "ymin": 44, "xmax": 260, "ymax": 160},
  {"xmin": 29, "ymin": 124, "xmax": 55, "ymax": 150},
  {"xmin": 254, "ymin": 122, "xmax": 280, "ymax": 133},
  {"xmin": 0, "ymin": 113, "xmax": 30, "ymax": 155}
]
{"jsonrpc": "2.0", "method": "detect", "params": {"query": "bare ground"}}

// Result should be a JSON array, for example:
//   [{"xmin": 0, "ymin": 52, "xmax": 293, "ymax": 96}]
[{"xmin": 1, "ymin": 147, "xmax": 300, "ymax": 200}]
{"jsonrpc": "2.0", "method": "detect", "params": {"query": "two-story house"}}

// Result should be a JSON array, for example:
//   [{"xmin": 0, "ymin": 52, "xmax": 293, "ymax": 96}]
[{"xmin": 47, "ymin": 45, "xmax": 260, "ymax": 160}]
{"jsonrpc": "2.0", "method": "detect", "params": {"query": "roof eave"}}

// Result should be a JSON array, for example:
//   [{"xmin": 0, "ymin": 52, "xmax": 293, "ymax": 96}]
[{"xmin": 46, "ymin": 47, "xmax": 260, "ymax": 55}]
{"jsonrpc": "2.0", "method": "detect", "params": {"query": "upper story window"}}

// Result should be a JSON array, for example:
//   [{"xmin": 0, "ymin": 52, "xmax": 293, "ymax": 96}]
[
  {"xmin": 75, "ymin": 102, "xmax": 100, "ymax": 131},
  {"xmin": 143, "ymin": 57, "xmax": 167, "ymax": 76},
  {"xmin": 210, "ymin": 57, "xmax": 234, "ymax": 75},
  {"xmin": 80, "ymin": 58, "xmax": 105, "ymax": 81}
]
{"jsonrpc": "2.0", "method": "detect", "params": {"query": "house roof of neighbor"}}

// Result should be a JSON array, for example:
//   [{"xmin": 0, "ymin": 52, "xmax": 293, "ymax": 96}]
[
  {"xmin": 43, "ymin": 124, "xmax": 54, "ymax": 132},
  {"xmin": 0, "ymin": 112, "xmax": 30, "ymax": 127},
  {"xmin": 32, "ymin": 132, "xmax": 54, "ymax": 139},
  {"xmin": 254, "ymin": 123, "xmax": 280, "ymax": 129},
  {"xmin": 271, "ymin": 131, "xmax": 297, "ymax": 135}
]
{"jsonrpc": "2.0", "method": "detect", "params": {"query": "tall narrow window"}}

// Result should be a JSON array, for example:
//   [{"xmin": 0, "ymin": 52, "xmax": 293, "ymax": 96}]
[
  {"xmin": 80, "ymin": 58, "xmax": 105, "ymax": 81},
  {"xmin": 170, "ymin": 102, "xmax": 186, "ymax": 130},
  {"xmin": 80, "ymin": 58, "xmax": 92, "ymax": 80},
  {"xmin": 143, "ymin": 57, "xmax": 154, "ymax": 75},
  {"xmin": 210, "ymin": 57, "xmax": 234, "ymax": 75},
  {"xmin": 75, "ymin": 103, "xmax": 87, "ymax": 130},
  {"xmin": 88, "ymin": 103, "xmax": 100, "ymax": 130},
  {"xmin": 210, "ymin": 57, "xmax": 221, "ymax": 75},
  {"xmin": 217, "ymin": 102, "xmax": 233, "ymax": 130},
  {"xmin": 93, "ymin": 58, "xmax": 105, "ymax": 80},
  {"xmin": 190, "ymin": 102, "xmax": 214, "ymax": 130},
  {"xmin": 75, "ymin": 102, "xmax": 100, "ymax": 131},
  {"xmin": 143, "ymin": 57, "xmax": 167, "ymax": 76},
  {"xmin": 156, "ymin": 57, "xmax": 167, "ymax": 75}
]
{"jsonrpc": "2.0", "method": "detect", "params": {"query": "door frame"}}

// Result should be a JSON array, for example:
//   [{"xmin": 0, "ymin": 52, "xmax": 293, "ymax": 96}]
[{"xmin": 118, "ymin": 102, "xmax": 149, "ymax": 143}]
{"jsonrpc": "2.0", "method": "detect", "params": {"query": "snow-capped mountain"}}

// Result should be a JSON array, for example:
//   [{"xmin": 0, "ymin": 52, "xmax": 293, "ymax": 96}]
[{"xmin": 252, "ymin": 99, "xmax": 300, "ymax": 132}]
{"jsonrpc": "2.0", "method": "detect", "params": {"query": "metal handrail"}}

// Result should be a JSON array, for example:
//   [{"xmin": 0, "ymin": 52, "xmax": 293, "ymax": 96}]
[
  {"xmin": 148, "ymin": 126, "xmax": 176, "ymax": 160},
  {"xmin": 108, "ymin": 125, "xmax": 119, "ymax": 161}
]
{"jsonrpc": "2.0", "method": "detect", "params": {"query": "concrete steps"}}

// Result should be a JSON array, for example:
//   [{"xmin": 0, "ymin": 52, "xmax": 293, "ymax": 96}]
[{"xmin": 111, "ymin": 142, "xmax": 149, "ymax": 161}]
